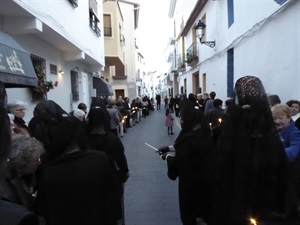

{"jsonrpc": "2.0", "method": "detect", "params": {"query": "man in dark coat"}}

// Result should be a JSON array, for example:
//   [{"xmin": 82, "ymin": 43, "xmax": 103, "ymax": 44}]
[
  {"xmin": 169, "ymin": 96, "xmax": 175, "ymax": 113},
  {"xmin": 207, "ymin": 99, "xmax": 224, "ymax": 142},
  {"xmin": 156, "ymin": 94, "xmax": 161, "ymax": 110},
  {"xmin": 174, "ymin": 94, "xmax": 181, "ymax": 117}
]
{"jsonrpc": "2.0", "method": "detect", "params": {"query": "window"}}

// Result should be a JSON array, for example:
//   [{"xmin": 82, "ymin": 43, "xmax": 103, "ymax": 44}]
[
  {"xmin": 227, "ymin": 0, "xmax": 234, "ymax": 28},
  {"xmin": 71, "ymin": 70, "xmax": 79, "ymax": 101},
  {"xmin": 30, "ymin": 54, "xmax": 46, "ymax": 101},
  {"xmin": 104, "ymin": 14, "xmax": 112, "ymax": 36},
  {"xmin": 227, "ymin": 48, "xmax": 234, "ymax": 97},
  {"xmin": 89, "ymin": 0, "xmax": 100, "ymax": 37},
  {"xmin": 50, "ymin": 64, "xmax": 57, "ymax": 75}
]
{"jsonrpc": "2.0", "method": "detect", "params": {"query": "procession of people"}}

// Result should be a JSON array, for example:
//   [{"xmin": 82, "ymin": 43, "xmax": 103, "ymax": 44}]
[{"xmin": 1, "ymin": 75, "xmax": 300, "ymax": 225}]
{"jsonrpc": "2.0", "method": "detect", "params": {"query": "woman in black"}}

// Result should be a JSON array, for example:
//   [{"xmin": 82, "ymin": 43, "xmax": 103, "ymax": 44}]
[
  {"xmin": 210, "ymin": 76, "xmax": 288, "ymax": 225},
  {"xmin": 159, "ymin": 99, "xmax": 213, "ymax": 225},
  {"xmin": 28, "ymin": 100, "xmax": 118, "ymax": 225},
  {"xmin": 86, "ymin": 106, "xmax": 129, "ymax": 225}
]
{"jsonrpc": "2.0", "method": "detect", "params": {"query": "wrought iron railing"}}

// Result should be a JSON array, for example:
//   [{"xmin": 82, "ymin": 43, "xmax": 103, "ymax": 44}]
[{"xmin": 186, "ymin": 42, "xmax": 198, "ymax": 64}]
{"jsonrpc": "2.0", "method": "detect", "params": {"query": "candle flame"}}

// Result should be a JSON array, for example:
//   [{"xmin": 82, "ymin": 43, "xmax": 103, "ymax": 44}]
[
  {"xmin": 249, "ymin": 218, "xmax": 257, "ymax": 225},
  {"xmin": 218, "ymin": 118, "xmax": 222, "ymax": 123}
]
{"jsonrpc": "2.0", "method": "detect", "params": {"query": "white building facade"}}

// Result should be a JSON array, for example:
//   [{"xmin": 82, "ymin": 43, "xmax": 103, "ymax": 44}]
[
  {"xmin": 169, "ymin": 0, "xmax": 299, "ymax": 103},
  {"xmin": 0, "ymin": 0, "xmax": 105, "ymax": 122}
]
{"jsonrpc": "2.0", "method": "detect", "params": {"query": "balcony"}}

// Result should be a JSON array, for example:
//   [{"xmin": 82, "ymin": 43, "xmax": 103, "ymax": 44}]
[
  {"xmin": 186, "ymin": 42, "xmax": 198, "ymax": 66},
  {"xmin": 177, "ymin": 55, "xmax": 186, "ymax": 72},
  {"xmin": 0, "ymin": 0, "xmax": 103, "ymax": 67}
]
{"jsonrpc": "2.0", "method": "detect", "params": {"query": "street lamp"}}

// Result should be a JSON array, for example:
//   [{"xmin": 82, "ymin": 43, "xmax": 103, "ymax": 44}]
[{"xmin": 195, "ymin": 20, "xmax": 216, "ymax": 48}]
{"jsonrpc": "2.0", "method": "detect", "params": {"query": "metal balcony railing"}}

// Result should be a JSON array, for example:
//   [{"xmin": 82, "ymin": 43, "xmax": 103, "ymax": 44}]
[{"xmin": 186, "ymin": 42, "xmax": 198, "ymax": 64}]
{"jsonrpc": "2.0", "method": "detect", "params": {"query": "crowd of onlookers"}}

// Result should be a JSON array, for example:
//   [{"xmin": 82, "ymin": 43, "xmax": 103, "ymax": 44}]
[{"xmin": 164, "ymin": 91, "xmax": 300, "ymax": 153}]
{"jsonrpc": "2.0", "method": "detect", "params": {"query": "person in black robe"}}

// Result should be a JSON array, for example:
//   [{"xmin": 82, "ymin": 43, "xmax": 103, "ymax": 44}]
[
  {"xmin": 28, "ymin": 100, "xmax": 118, "ymax": 225},
  {"xmin": 86, "ymin": 106, "xmax": 129, "ymax": 225},
  {"xmin": 210, "ymin": 76, "xmax": 288, "ymax": 225},
  {"xmin": 158, "ymin": 99, "xmax": 213, "ymax": 225}
]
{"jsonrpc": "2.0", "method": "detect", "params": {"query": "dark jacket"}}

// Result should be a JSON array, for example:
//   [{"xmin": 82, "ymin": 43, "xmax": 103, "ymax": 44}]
[
  {"xmin": 0, "ymin": 200, "xmax": 39, "ymax": 225},
  {"xmin": 0, "ymin": 168, "xmax": 35, "ymax": 210},
  {"xmin": 166, "ymin": 128, "xmax": 212, "ymax": 224},
  {"xmin": 87, "ymin": 132, "xmax": 129, "ymax": 220},
  {"xmin": 87, "ymin": 132, "xmax": 129, "ymax": 183},
  {"xmin": 0, "ymin": 168, "xmax": 39, "ymax": 225},
  {"xmin": 34, "ymin": 150, "xmax": 118, "ymax": 225},
  {"xmin": 208, "ymin": 107, "xmax": 224, "ymax": 128},
  {"xmin": 211, "ymin": 109, "xmax": 288, "ymax": 225}
]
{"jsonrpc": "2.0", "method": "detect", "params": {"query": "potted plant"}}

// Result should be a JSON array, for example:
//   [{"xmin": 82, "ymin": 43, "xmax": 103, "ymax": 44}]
[
  {"xmin": 31, "ymin": 64, "xmax": 56, "ymax": 101},
  {"xmin": 34, "ymin": 64, "xmax": 55, "ymax": 94}
]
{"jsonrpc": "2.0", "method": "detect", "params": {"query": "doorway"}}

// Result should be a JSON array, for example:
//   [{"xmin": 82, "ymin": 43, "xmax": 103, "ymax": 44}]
[
  {"xmin": 115, "ymin": 89, "xmax": 125, "ymax": 100},
  {"xmin": 193, "ymin": 72, "xmax": 199, "ymax": 94},
  {"xmin": 79, "ymin": 72, "xmax": 90, "ymax": 107}
]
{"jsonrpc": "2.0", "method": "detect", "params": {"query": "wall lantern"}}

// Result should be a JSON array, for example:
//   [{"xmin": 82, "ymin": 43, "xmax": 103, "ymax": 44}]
[
  {"xmin": 195, "ymin": 20, "xmax": 216, "ymax": 48},
  {"xmin": 120, "ymin": 34, "xmax": 125, "ymax": 46}
]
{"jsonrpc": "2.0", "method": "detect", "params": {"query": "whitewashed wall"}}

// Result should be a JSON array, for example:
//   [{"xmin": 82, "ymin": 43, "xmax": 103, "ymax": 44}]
[
  {"xmin": 14, "ymin": 0, "xmax": 105, "ymax": 65},
  {"xmin": 4, "ymin": 0, "xmax": 105, "ymax": 123},
  {"xmin": 181, "ymin": 0, "xmax": 299, "ymax": 103}
]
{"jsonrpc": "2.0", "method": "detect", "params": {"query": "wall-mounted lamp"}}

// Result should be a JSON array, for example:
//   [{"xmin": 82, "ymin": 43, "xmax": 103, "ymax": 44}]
[
  {"xmin": 59, "ymin": 70, "xmax": 64, "ymax": 75},
  {"xmin": 120, "ymin": 34, "xmax": 125, "ymax": 46},
  {"xmin": 195, "ymin": 20, "xmax": 216, "ymax": 48}
]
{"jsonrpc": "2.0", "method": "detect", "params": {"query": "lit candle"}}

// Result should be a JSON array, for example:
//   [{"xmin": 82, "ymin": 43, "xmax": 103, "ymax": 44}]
[
  {"xmin": 218, "ymin": 118, "xmax": 222, "ymax": 124},
  {"xmin": 209, "ymin": 123, "xmax": 212, "ymax": 136},
  {"xmin": 249, "ymin": 218, "xmax": 257, "ymax": 225}
]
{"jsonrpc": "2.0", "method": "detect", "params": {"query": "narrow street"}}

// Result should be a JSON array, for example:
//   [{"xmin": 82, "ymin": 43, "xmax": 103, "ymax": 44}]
[{"xmin": 121, "ymin": 108, "xmax": 182, "ymax": 225}]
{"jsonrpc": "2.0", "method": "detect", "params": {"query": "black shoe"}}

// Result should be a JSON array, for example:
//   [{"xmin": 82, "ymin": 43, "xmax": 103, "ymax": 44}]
[
  {"xmin": 168, "ymin": 133, "xmax": 170, "ymax": 135},
  {"xmin": 171, "ymin": 133, "xmax": 174, "ymax": 135}
]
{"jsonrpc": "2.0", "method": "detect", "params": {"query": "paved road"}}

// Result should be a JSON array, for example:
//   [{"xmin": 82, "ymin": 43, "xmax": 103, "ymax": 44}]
[{"xmin": 121, "ymin": 109, "xmax": 182, "ymax": 225}]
